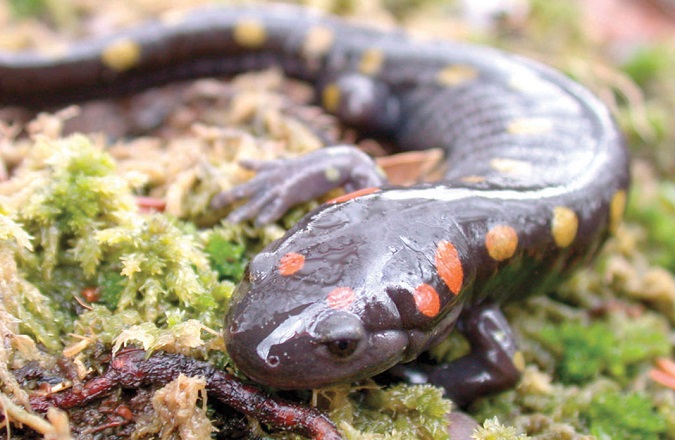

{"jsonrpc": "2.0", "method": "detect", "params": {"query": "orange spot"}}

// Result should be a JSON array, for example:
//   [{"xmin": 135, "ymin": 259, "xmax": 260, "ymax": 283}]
[
  {"xmin": 485, "ymin": 225, "xmax": 518, "ymax": 261},
  {"xmin": 278, "ymin": 252, "xmax": 305, "ymax": 276},
  {"xmin": 327, "ymin": 187, "xmax": 379, "ymax": 204},
  {"xmin": 435, "ymin": 240, "xmax": 463, "ymax": 295},
  {"xmin": 413, "ymin": 284, "xmax": 441, "ymax": 318},
  {"xmin": 327, "ymin": 287, "xmax": 356, "ymax": 310}
]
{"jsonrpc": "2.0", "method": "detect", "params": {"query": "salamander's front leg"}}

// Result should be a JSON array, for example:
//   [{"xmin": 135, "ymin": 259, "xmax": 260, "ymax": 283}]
[
  {"xmin": 388, "ymin": 303, "xmax": 523, "ymax": 408},
  {"xmin": 431, "ymin": 303, "xmax": 523, "ymax": 407},
  {"xmin": 210, "ymin": 145, "xmax": 385, "ymax": 225}
]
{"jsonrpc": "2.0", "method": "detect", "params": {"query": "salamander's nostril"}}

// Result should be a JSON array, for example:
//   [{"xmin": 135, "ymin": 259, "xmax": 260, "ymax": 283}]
[{"xmin": 314, "ymin": 311, "xmax": 364, "ymax": 359}]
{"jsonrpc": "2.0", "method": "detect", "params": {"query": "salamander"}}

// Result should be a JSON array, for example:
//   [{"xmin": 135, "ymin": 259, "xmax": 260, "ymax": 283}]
[{"xmin": 0, "ymin": 5, "xmax": 630, "ymax": 407}]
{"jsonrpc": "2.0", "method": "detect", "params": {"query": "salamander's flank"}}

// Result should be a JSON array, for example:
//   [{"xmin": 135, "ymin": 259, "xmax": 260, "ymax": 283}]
[{"xmin": 0, "ymin": 4, "xmax": 629, "ymax": 408}]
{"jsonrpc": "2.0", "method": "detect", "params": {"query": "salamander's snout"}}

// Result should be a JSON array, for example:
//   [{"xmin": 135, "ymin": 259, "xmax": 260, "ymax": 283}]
[{"xmin": 313, "ymin": 311, "xmax": 364, "ymax": 359}]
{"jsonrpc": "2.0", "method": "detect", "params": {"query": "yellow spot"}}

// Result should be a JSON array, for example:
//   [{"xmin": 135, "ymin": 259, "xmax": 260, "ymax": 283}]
[
  {"xmin": 36, "ymin": 44, "xmax": 69, "ymax": 59},
  {"xmin": 233, "ymin": 19, "xmax": 267, "ymax": 48},
  {"xmin": 159, "ymin": 8, "xmax": 190, "ymax": 26},
  {"xmin": 507, "ymin": 118, "xmax": 553, "ymax": 135},
  {"xmin": 322, "ymin": 83, "xmax": 341, "ymax": 113},
  {"xmin": 302, "ymin": 26, "xmax": 335, "ymax": 58},
  {"xmin": 358, "ymin": 48, "xmax": 385, "ymax": 75},
  {"xmin": 101, "ymin": 38, "xmax": 141, "ymax": 72},
  {"xmin": 460, "ymin": 175, "xmax": 487, "ymax": 183},
  {"xmin": 436, "ymin": 64, "xmax": 478, "ymax": 86},
  {"xmin": 490, "ymin": 158, "xmax": 532, "ymax": 175},
  {"xmin": 485, "ymin": 225, "xmax": 518, "ymax": 261},
  {"xmin": 324, "ymin": 167, "xmax": 341, "ymax": 182},
  {"xmin": 609, "ymin": 190, "xmax": 627, "ymax": 233},
  {"xmin": 512, "ymin": 351, "xmax": 526, "ymax": 372},
  {"xmin": 551, "ymin": 206, "xmax": 578, "ymax": 248},
  {"xmin": 508, "ymin": 71, "xmax": 540, "ymax": 92}
]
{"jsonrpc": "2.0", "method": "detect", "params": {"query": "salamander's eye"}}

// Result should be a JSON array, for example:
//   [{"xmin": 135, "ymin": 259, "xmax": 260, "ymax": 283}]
[
  {"xmin": 314, "ymin": 311, "xmax": 364, "ymax": 360},
  {"xmin": 326, "ymin": 338, "xmax": 359, "ymax": 358}
]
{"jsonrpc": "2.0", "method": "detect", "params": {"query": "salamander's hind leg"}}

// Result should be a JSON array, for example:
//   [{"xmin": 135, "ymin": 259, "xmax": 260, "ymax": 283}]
[
  {"xmin": 210, "ymin": 146, "xmax": 385, "ymax": 225},
  {"xmin": 388, "ymin": 303, "xmax": 523, "ymax": 408}
]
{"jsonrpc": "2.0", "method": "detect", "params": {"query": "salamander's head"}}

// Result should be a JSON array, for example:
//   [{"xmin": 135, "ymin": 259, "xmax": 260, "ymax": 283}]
[
  {"xmin": 224, "ymin": 262, "xmax": 409, "ymax": 389},
  {"xmin": 223, "ymin": 195, "xmax": 465, "ymax": 390}
]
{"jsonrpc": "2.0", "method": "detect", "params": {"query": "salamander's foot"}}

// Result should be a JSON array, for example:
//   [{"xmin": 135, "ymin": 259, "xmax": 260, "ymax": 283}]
[
  {"xmin": 384, "ymin": 303, "xmax": 523, "ymax": 408},
  {"xmin": 447, "ymin": 411, "xmax": 480, "ymax": 439},
  {"xmin": 210, "ymin": 145, "xmax": 385, "ymax": 225}
]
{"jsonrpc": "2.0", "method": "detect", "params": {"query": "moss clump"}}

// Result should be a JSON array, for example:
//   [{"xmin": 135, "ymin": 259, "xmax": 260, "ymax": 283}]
[
  {"xmin": 7, "ymin": 0, "xmax": 48, "ymax": 17},
  {"xmin": 204, "ymin": 226, "xmax": 249, "ymax": 282},
  {"xmin": 1, "ymin": 135, "xmax": 236, "ymax": 351},
  {"xmin": 537, "ymin": 314, "xmax": 669, "ymax": 384},
  {"xmin": 586, "ymin": 391, "xmax": 667, "ymax": 439},
  {"xmin": 473, "ymin": 417, "xmax": 529, "ymax": 440},
  {"xmin": 15, "ymin": 134, "xmax": 136, "ymax": 279},
  {"xmin": 335, "ymin": 384, "xmax": 452, "ymax": 440},
  {"xmin": 621, "ymin": 44, "xmax": 675, "ymax": 88},
  {"xmin": 96, "ymin": 215, "xmax": 215, "ymax": 315},
  {"xmin": 626, "ymin": 181, "xmax": 675, "ymax": 272}
]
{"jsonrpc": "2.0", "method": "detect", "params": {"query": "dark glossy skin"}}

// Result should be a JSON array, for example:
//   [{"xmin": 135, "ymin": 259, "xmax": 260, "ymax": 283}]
[{"xmin": 0, "ymin": 5, "xmax": 630, "ymax": 406}]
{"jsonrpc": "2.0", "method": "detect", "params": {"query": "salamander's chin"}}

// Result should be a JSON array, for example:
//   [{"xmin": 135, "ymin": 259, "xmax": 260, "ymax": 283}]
[{"xmin": 224, "ymin": 322, "xmax": 409, "ymax": 390}]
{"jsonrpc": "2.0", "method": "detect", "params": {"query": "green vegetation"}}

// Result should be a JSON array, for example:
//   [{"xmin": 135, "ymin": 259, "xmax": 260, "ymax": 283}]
[
  {"xmin": 472, "ymin": 418, "xmax": 529, "ymax": 440},
  {"xmin": 586, "ymin": 391, "xmax": 667, "ymax": 440},
  {"xmin": 626, "ymin": 181, "xmax": 675, "ymax": 271},
  {"xmin": 2, "ymin": 136, "xmax": 234, "ymax": 351},
  {"xmin": 7, "ymin": 0, "xmax": 47, "ymax": 17},
  {"xmin": 537, "ymin": 316, "xmax": 670, "ymax": 384},
  {"xmin": 337, "ymin": 384, "xmax": 452, "ymax": 440}
]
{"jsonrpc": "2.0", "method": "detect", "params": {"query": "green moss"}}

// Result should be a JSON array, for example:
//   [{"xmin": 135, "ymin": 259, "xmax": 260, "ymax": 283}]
[
  {"xmin": 335, "ymin": 384, "xmax": 451, "ymax": 439},
  {"xmin": 622, "ymin": 45, "xmax": 675, "ymax": 88},
  {"xmin": 204, "ymin": 226, "xmax": 248, "ymax": 282},
  {"xmin": 73, "ymin": 305, "xmax": 143, "ymax": 345},
  {"xmin": 97, "ymin": 215, "xmax": 216, "ymax": 317},
  {"xmin": 7, "ymin": 0, "xmax": 48, "ymax": 17},
  {"xmin": 0, "ymin": 135, "xmax": 238, "ymax": 351},
  {"xmin": 626, "ymin": 181, "xmax": 675, "ymax": 271},
  {"xmin": 0, "ymin": 211, "xmax": 32, "ymax": 252},
  {"xmin": 586, "ymin": 391, "xmax": 667, "ymax": 439},
  {"xmin": 536, "ymin": 314, "xmax": 669, "ymax": 384},
  {"xmin": 473, "ymin": 417, "xmax": 529, "ymax": 440},
  {"xmin": 525, "ymin": 0, "xmax": 585, "ymax": 50},
  {"xmin": 17, "ymin": 135, "xmax": 136, "ymax": 279}
]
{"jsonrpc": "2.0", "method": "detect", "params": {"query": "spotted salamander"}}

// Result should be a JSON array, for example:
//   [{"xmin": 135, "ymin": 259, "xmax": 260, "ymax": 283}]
[{"xmin": 0, "ymin": 5, "xmax": 630, "ymax": 406}]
